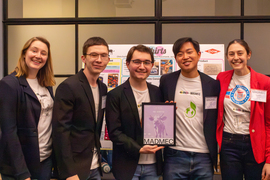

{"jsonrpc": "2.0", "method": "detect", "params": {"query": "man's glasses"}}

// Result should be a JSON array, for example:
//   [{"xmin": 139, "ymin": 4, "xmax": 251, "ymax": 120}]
[
  {"xmin": 85, "ymin": 53, "xmax": 109, "ymax": 61},
  {"xmin": 131, "ymin": 59, "xmax": 153, "ymax": 66}
]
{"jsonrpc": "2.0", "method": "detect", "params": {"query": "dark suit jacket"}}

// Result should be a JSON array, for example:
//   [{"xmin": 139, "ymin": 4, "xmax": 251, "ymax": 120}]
[
  {"xmin": 159, "ymin": 70, "xmax": 220, "ymax": 168},
  {"xmin": 0, "ymin": 127, "xmax": 2, "ymax": 166},
  {"xmin": 0, "ymin": 72, "xmax": 54, "ymax": 179},
  {"xmin": 52, "ymin": 69, "xmax": 107, "ymax": 179},
  {"xmin": 106, "ymin": 79, "xmax": 163, "ymax": 180}
]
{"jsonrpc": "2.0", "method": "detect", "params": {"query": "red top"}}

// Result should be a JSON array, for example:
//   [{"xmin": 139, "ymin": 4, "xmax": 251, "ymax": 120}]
[{"xmin": 216, "ymin": 67, "xmax": 270, "ymax": 163}]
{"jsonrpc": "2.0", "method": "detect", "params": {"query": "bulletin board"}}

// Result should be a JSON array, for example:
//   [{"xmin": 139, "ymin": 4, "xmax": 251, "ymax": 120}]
[{"xmin": 99, "ymin": 44, "xmax": 224, "ymax": 149}]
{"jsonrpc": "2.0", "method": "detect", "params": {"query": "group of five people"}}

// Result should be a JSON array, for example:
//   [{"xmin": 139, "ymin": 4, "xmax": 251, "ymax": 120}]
[{"xmin": 0, "ymin": 36, "xmax": 269, "ymax": 180}]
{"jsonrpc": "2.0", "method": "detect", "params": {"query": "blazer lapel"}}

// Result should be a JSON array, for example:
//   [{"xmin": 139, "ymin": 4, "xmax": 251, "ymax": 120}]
[
  {"xmin": 200, "ymin": 72, "xmax": 209, "ymax": 122},
  {"xmin": 123, "ymin": 80, "xmax": 141, "ymax": 127},
  {"xmin": 18, "ymin": 76, "xmax": 38, "ymax": 101},
  {"xmin": 168, "ymin": 70, "xmax": 181, "ymax": 101},
  {"xmin": 219, "ymin": 71, "xmax": 234, "ymax": 116},
  {"xmin": 249, "ymin": 68, "xmax": 257, "ymax": 123},
  {"xmin": 47, "ymin": 86, "xmax": 54, "ymax": 99},
  {"xmin": 148, "ymin": 83, "xmax": 155, "ymax": 102},
  {"xmin": 18, "ymin": 76, "xmax": 40, "ymax": 125},
  {"xmin": 96, "ymin": 80, "xmax": 106, "ymax": 124},
  {"xmin": 78, "ymin": 71, "xmax": 96, "ymax": 123}
]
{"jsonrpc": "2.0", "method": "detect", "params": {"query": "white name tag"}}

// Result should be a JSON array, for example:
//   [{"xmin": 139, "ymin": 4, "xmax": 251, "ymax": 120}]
[
  {"xmin": 205, "ymin": 97, "xmax": 217, "ymax": 109},
  {"xmin": 251, "ymin": 89, "xmax": 267, "ymax": 103},
  {"xmin": 102, "ymin": 95, "xmax": 107, "ymax": 109}
]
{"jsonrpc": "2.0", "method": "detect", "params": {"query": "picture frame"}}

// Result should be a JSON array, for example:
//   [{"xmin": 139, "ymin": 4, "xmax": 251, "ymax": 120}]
[{"xmin": 142, "ymin": 102, "xmax": 176, "ymax": 146}]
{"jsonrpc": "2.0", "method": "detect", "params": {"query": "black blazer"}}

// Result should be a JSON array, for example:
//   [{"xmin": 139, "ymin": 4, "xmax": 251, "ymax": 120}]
[
  {"xmin": 0, "ymin": 127, "xmax": 2, "ymax": 166},
  {"xmin": 159, "ymin": 70, "xmax": 220, "ymax": 168},
  {"xmin": 52, "ymin": 70, "xmax": 107, "ymax": 179},
  {"xmin": 106, "ymin": 79, "xmax": 163, "ymax": 180},
  {"xmin": 0, "ymin": 127, "xmax": 2, "ymax": 167},
  {"xmin": 0, "ymin": 72, "xmax": 54, "ymax": 179}
]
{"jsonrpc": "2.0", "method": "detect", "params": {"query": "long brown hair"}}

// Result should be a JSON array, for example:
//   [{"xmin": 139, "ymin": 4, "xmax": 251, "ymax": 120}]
[{"xmin": 14, "ymin": 37, "xmax": 55, "ymax": 87}]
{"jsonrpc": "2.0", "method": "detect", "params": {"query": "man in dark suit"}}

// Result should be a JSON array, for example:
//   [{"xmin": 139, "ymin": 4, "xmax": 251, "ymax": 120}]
[
  {"xmin": 52, "ymin": 37, "xmax": 109, "ymax": 180},
  {"xmin": 159, "ymin": 37, "xmax": 220, "ymax": 180},
  {"xmin": 106, "ymin": 45, "xmax": 164, "ymax": 180}
]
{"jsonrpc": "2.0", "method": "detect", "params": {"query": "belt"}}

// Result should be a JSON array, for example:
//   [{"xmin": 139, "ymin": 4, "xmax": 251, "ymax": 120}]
[{"xmin": 223, "ymin": 132, "xmax": 250, "ymax": 141}]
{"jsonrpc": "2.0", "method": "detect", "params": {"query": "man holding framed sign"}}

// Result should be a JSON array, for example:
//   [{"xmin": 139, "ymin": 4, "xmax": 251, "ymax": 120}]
[
  {"xmin": 106, "ymin": 45, "xmax": 163, "ymax": 180},
  {"xmin": 159, "ymin": 37, "xmax": 220, "ymax": 180}
]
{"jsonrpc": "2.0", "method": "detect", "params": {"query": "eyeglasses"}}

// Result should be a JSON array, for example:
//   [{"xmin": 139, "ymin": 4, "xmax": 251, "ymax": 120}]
[
  {"xmin": 131, "ymin": 59, "xmax": 153, "ymax": 66},
  {"xmin": 85, "ymin": 53, "xmax": 109, "ymax": 61}
]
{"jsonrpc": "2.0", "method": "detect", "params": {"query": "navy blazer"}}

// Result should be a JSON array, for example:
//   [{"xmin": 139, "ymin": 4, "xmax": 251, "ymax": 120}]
[
  {"xmin": 52, "ymin": 70, "xmax": 107, "ymax": 179},
  {"xmin": 106, "ymin": 79, "xmax": 163, "ymax": 180},
  {"xmin": 0, "ymin": 72, "xmax": 53, "ymax": 179},
  {"xmin": 159, "ymin": 70, "xmax": 220, "ymax": 168}
]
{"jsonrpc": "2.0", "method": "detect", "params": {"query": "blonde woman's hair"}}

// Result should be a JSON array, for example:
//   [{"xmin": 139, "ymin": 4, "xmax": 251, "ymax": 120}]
[{"xmin": 14, "ymin": 37, "xmax": 55, "ymax": 87}]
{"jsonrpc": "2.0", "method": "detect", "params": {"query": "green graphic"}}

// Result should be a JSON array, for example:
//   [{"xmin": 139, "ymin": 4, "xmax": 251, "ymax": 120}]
[{"xmin": 185, "ymin": 102, "xmax": 196, "ymax": 118}]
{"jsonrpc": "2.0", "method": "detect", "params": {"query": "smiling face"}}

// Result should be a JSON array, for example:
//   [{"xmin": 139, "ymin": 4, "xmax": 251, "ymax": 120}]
[
  {"xmin": 126, "ymin": 50, "xmax": 153, "ymax": 82},
  {"xmin": 24, "ymin": 40, "xmax": 48, "ymax": 78},
  {"xmin": 82, "ymin": 45, "xmax": 110, "ymax": 77},
  {"xmin": 175, "ymin": 42, "xmax": 201, "ymax": 78},
  {"xmin": 227, "ymin": 43, "xmax": 251, "ymax": 75}
]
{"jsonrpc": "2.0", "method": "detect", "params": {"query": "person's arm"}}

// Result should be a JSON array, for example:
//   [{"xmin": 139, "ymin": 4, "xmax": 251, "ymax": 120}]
[
  {"xmin": 139, "ymin": 145, "xmax": 164, "ymax": 154},
  {"xmin": 0, "ymin": 77, "xmax": 31, "ymax": 179},
  {"xmin": 105, "ymin": 92, "xmax": 142, "ymax": 157},
  {"xmin": 262, "ymin": 77, "xmax": 270, "ymax": 180},
  {"xmin": 106, "ymin": 91, "xmax": 164, "ymax": 157},
  {"xmin": 52, "ymin": 82, "xmax": 78, "ymax": 179},
  {"xmin": 66, "ymin": 175, "xmax": 80, "ymax": 180}
]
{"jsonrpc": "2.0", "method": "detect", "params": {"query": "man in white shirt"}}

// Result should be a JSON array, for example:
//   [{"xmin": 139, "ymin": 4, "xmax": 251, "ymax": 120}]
[
  {"xmin": 106, "ymin": 45, "xmax": 164, "ymax": 180},
  {"xmin": 159, "ymin": 37, "xmax": 220, "ymax": 180}
]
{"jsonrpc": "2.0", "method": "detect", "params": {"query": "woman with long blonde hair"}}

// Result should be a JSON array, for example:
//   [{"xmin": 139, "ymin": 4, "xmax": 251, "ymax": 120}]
[{"xmin": 0, "ymin": 37, "xmax": 55, "ymax": 180}]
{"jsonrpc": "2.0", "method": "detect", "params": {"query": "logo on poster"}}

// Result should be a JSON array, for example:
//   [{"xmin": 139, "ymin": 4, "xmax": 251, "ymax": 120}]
[
  {"xmin": 149, "ymin": 46, "xmax": 166, "ymax": 56},
  {"xmin": 205, "ymin": 49, "xmax": 220, "ymax": 54}
]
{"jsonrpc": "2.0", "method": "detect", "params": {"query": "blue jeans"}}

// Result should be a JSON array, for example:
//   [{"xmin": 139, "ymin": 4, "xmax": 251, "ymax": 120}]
[
  {"xmin": 131, "ymin": 164, "xmax": 160, "ymax": 180},
  {"xmin": 86, "ymin": 168, "xmax": 101, "ymax": 180},
  {"xmin": 220, "ymin": 132, "xmax": 264, "ymax": 180},
  {"xmin": 1, "ymin": 156, "xmax": 52, "ymax": 180},
  {"xmin": 163, "ymin": 148, "xmax": 213, "ymax": 180}
]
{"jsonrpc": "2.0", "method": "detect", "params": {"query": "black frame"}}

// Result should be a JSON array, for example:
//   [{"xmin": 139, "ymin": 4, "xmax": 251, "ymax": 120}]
[
  {"xmin": 142, "ymin": 102, "xmax": 176, "ymax": 146},
  {"xmin": 3, "ymin": 0, "xmax": 270, "ymax": 77}
]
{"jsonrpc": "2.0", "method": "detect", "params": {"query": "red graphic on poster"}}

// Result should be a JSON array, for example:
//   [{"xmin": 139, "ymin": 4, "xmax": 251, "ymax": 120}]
[
  {"xmin": 205, "ymin": 49, "xmax": 220, "ymax": 54},
  {"xmin": 104, "ymin": 126, "xmax": 110, "ymax": 140}
]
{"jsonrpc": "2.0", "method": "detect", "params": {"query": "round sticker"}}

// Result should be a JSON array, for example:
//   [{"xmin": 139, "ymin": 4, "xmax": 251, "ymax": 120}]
[{"xmin": 230, "ymin": 85, "xmax": 250, "ymax": 105}]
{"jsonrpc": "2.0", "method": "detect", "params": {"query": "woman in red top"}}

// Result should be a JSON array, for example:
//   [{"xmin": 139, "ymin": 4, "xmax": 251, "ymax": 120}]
[{"xmin": 216, "ymin": 39, "xmax": 270, "ymax": 180}]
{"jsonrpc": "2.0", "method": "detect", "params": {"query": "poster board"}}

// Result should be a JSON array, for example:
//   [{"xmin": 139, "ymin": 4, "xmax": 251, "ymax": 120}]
[{"xmin": 99, "ymin": 44, "xmax": 224, "ymax": 149}]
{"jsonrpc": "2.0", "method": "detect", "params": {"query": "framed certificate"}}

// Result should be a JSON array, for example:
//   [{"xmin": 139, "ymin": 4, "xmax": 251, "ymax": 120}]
[{"xmin": 142, "ymin": 102, "xmax": 176, "ymax": 146}]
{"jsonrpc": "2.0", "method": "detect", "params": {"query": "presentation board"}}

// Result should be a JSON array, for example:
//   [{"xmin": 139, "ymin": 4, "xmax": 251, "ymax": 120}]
[
  {"xmin": 99, "ymin": 44, "xmax": 224, "ymax": 90},
  {"xmin": 99, "ymin": 44, "xmax": 224, "ymax": 149}
]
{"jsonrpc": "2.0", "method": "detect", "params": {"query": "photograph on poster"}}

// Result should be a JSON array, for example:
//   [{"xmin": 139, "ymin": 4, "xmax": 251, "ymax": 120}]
[
  {"xmin": 150, "ymin": 61, "xmax": 159, "ymax": 75},
  {"xmin": 99, "ymin": 44, "xmax": 224, "ymax": 149},
  {"xmin": 108, "ymin": 74, "xmax": 118, "ymax": 88},
  {"xmin": 161, "ymin": 59, "xmax": 173, "ymax": 75},
  {"xmin": 142, "ymin": 103, "xmax": 176, "ymax": 146},
  {"xmin": 203, "ymin": 63, "xmax": 222, "ymax": 75}
]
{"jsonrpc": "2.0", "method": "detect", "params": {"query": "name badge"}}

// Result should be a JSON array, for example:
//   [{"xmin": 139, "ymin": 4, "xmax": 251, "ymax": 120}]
[
  {"xmin": 102, "ymin": 95, "xmax": 107, "ymax": 109},
  {"xmin": 205, "ymin": 97, "xmax": 217, "ymax": 109},
  {"xmin": 251, "ymin": 89, "xmax": 267, "ymax": 103}
]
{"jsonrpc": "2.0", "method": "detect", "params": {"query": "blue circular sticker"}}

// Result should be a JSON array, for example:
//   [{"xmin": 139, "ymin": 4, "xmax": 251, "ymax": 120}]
[{"xmin": 230, "ymin": 85, "xmax": 250, "ymax": 105}]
